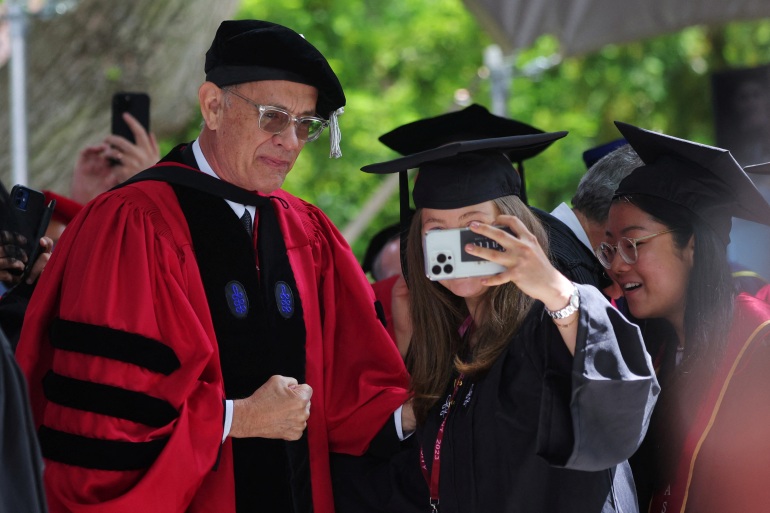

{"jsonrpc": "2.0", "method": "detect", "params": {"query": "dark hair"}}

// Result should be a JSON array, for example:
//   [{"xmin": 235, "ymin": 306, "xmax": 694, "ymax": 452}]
[
  {"xmin": 404, "ymin": 195, "xmax": 549, "ymax": 423},
  {"xmin": 617, "ymin": 194, "xmax": 734, "ymax": 372},
  {"xmin": 571, "ymin": 145, "xmax": 643, "ymax": 224}
]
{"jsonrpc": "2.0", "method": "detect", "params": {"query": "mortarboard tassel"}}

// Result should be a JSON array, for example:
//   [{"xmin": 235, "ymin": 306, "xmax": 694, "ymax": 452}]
[{"xmin": 329, "ymin": 107, "xmax": 344, "ymax": 159}]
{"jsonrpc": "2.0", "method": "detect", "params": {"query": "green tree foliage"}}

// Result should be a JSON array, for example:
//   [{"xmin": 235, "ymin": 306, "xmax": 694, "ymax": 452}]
[
  {"xmin": 236, "ymin": 0, "xmax": 490, "ymax": 257},
  {"xmin": 229, "ymin": 0, "xmax": 770, "ymax": 259}
]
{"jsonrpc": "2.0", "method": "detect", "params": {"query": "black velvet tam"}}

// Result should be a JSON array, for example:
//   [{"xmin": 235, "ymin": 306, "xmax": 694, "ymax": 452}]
[{"xmin": 205, "ymin": 20, "xmax": 345, "ymax": 119}]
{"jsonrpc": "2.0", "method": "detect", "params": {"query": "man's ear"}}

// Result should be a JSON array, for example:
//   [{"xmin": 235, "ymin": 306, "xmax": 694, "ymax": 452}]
[{"xmin": 199, "ymin": 82, "xmax": 223, "ymax": 130}]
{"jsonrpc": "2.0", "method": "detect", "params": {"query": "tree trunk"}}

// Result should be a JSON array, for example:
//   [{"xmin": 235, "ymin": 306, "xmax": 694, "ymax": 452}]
[{"xmin": 0, "ymin": 0, "xmax": 240, "ymax": 191}]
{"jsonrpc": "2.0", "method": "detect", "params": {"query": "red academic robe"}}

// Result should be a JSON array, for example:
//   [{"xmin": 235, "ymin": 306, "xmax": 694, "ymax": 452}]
[
  {"xmin": 648, "ymin": 293, "xmax": 770, "ymax": 513},
  {"xmin": 755, "ymin": 283, "xmax": 770, "ymax": 303},
  {"xmin": 15, "ymin": 179, "xmax": 410, "ymax": 513}
]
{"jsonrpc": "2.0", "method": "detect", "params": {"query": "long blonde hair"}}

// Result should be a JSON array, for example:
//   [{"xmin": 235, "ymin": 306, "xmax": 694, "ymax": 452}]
[{"xmin": 405, "ymin": 195, "xmax": 550, "ymax": 423}]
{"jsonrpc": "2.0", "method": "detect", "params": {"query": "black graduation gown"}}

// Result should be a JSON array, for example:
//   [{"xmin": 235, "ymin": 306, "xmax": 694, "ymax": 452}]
[
  {"xmin": 416, "ymin": 285, "xmax": 658, "ymax": 513},
  {"xmin": 0, "ymin": 327, "xmax": 47, "ymax": 513},
  {"xmin": 0, "ymin": 280, "xmax": 33, "ymax": 350}
]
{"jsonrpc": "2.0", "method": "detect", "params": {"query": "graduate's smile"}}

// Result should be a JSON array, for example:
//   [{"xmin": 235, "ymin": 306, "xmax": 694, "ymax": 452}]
[
  {"xmin": 622, "ymin": 281, "xmax": 642, "ymax": 293},
  {"xmin": 605, "ymin": 201, "xmax": 692, "ymax": 327}
]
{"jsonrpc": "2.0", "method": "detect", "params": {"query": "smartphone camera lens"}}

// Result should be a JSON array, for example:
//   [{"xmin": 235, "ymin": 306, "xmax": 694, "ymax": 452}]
[
  {"xmin": 431, "ymin": 265, "xmax": 442, "ymax": 276},
  {"xmin": 443, "ymin": 265, "xmax": 453, "ymax": 274},
  {"xmin": 14, "ymin": 190, "xmax": 28, "ymax": 209},
  {"xmin": 437, "ymin": 253, "xmax": 447, "ymax": 263}
]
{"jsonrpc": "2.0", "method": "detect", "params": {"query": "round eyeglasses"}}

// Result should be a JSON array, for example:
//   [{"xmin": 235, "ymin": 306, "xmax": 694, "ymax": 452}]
[
  {"xmin": 595, "ymin": 229, "xmax": 675, "ymax": 269},
  {"xmin": 226, "ymin": 88, "xmax": 329, "ymax": 142}
]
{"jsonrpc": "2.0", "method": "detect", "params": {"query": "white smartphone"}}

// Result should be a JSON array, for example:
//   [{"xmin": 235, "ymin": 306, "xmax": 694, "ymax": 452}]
[{"xmin": 423, "ymin": 226, "xmax": 512, "ymax": 281}]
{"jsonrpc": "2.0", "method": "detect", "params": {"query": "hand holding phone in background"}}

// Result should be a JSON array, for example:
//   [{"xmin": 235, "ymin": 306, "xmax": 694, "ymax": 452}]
[
  {"xmin": 69, "ymin": 92, "xmax": 159, "ymax": 205},
  {"xmin": 105, "ymin": 111, "xmax": 159, "ymax": 182},
  {"xmin": 0, "ymin": 233, "xmax": 54, "ymax": 286},
  {"xmin": 0, "ymin": 186, "xmax": 55, "ymax": 286}
]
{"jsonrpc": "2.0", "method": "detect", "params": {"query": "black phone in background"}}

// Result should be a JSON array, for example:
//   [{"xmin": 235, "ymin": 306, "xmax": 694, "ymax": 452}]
[
  {"xmin": 2, "ymin": 185, "xmax": 55, "ymax": 278},
  {"xmin": 111, "ymin": 92, "xmax": 151, "ymax": 144}
]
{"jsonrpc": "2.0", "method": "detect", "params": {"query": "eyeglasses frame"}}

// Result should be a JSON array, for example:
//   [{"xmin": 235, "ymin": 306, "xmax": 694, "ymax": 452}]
[
  {"xmin": 224, "ymin": 87, "xmax": 329, "ymax": 142},
  {"xmin": 596, "ymin": 228, "xmax": 676, "ymax": 269}
]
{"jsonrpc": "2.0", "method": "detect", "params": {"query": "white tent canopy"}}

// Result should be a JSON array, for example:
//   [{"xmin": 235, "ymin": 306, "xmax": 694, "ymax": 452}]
[{"xmin": 462, "ymin": 0, "xmax": 770, "ymax": 56}]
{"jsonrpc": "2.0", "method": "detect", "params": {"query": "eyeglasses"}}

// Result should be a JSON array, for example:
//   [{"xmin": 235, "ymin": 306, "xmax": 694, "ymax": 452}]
[
  {"xmin": 225, "ymin": 88, "xmax": 329, "ymax": 142},
  {"xmin": 595, "ymin": 229, "xmax": 675, "ymax": 269}
]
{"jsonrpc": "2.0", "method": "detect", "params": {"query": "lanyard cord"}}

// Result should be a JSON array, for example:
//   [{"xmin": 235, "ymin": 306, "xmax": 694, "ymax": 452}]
[{"xmin": 419, "ymin": 374, "xmax": 465, "ymax": 512}]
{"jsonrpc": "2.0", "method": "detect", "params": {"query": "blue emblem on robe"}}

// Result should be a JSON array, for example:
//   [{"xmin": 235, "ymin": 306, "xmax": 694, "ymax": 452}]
[
  {"xmin": 225, "ymin": 281, "xmax": 249, "ymax": 318},
  {"xmin": 274, "ymin": 281, "xmax": 294, "ymax": 319}
]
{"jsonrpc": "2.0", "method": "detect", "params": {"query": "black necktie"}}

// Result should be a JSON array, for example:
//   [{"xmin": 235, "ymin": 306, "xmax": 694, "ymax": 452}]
[{"xmin": 240, "ymin": 209, "xmax": 253, "ymax": 237}]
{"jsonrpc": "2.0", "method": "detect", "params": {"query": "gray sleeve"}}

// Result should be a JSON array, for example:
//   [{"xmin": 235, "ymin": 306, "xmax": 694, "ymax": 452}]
[{"xmin": 561, "ymin": 284, "xmax": 659, "ymax": 471}]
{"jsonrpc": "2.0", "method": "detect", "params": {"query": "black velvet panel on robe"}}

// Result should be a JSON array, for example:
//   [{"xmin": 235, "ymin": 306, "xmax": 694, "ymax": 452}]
[{"xmin": 173, "ymin": 182, "xmax": 311, "ymax": 513}]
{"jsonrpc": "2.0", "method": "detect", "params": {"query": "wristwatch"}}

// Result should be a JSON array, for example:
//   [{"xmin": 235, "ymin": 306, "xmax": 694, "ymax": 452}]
[{"xmin": 545, "ymin": 283, "xmax": 580, "ymax": 319}]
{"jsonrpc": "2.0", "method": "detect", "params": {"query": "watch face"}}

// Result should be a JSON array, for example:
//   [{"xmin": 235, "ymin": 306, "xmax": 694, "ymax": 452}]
[{"xmin": 570, "ymin": 292, "xmax": 580, "ymax": 309}]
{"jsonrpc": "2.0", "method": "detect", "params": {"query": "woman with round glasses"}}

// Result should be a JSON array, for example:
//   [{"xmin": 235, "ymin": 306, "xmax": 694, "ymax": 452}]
[{"xmin": 602, "ymin": 122, "xmax": 770, "ymax": 513}]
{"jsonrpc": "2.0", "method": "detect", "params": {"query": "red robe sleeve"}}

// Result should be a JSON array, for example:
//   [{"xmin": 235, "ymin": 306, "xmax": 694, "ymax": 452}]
[
  {"xmin": 756, "ymin": 283, "xmax": 770, "ymax": 303},
  {"xmin": 16, "ymin": 183, "xmax": 228, "ymax": 513}
]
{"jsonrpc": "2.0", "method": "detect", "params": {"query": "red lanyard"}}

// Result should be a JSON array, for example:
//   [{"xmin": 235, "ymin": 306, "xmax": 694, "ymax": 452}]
[{"xmin": 420, "ymin": 374, "xmax": 465, "ymax": 512}]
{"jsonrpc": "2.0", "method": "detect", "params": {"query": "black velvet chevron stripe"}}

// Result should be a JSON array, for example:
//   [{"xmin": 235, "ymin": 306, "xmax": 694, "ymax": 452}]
[
  {"xmin": 49, "ymin": 319, "xmax": 180, "ymax": 375},
  {"xmin": 38, "ymin": 426, "xmax": 169, "ymax": 470},
  {"xmin": 42, "ymin": 371, "xmax": 178, "ymax": 428}
]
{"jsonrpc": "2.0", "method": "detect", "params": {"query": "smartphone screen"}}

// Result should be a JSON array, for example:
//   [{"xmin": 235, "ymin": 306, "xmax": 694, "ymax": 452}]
[
  {"xmin": 458, "ymin": 228, "xmax": 510, "ymax": 262},
  {"xmin": 111, "ymin": 92, "xmax": 150, "ymax": 143}
]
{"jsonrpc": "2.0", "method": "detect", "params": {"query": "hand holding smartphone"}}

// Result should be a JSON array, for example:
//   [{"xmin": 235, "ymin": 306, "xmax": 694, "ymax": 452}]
[
  {"xmin": 423, "ymin": 226, "xmax": 513, "ymax": 280},
  {"xmin": 1, "ymin": 185, "xmax": 55, "ymax": 278}
]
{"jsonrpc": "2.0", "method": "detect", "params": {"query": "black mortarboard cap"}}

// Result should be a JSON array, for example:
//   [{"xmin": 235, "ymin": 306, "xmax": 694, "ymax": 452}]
[
  {"xmin": 363, "ymin": 132, "xmax": 567, "ymax": 208},
  {"xmin": 379, "ymin": 104, "xmax": 544, "ymax": 154},
  {"xmin": 377, "ymin": 104, "xmax": 554, "ymax": 204},
  {"xmin": 205, "ymin": 20, "xmax": 345, "ymax": 119},
  {"xmin": 744, "ymin": 162, "xmax": 770, "ymax": 176},
  {"xmin": 614, "ymin": 121, "xmax": 770, "ymax": 245},
  {"xmin": 582, "ymin": 138, "xmax": 627, "ymax": 169}
]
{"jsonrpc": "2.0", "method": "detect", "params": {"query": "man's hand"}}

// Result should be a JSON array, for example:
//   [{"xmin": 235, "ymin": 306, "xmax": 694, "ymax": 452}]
[
  {"xmin": 25, "ymin": 237, "xmax": 53, "ymax": 284},
  {"xmin": 0, "ymin": 230, "xmax": 27, "ymax": 284},
  {"xmin": 69, "ymin": 144, "xmax": 121, "ymax": 205},
  {"xmin": 401, "ymin": 398, "xmax": 416, "ymax": 435},
  {"xmin": 229, "ymin": 375, "xmax": 313, "ymax": 441},
  {"xmin": 0, "ymin": 233, "xmax": 52, "ymax": 286}
]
